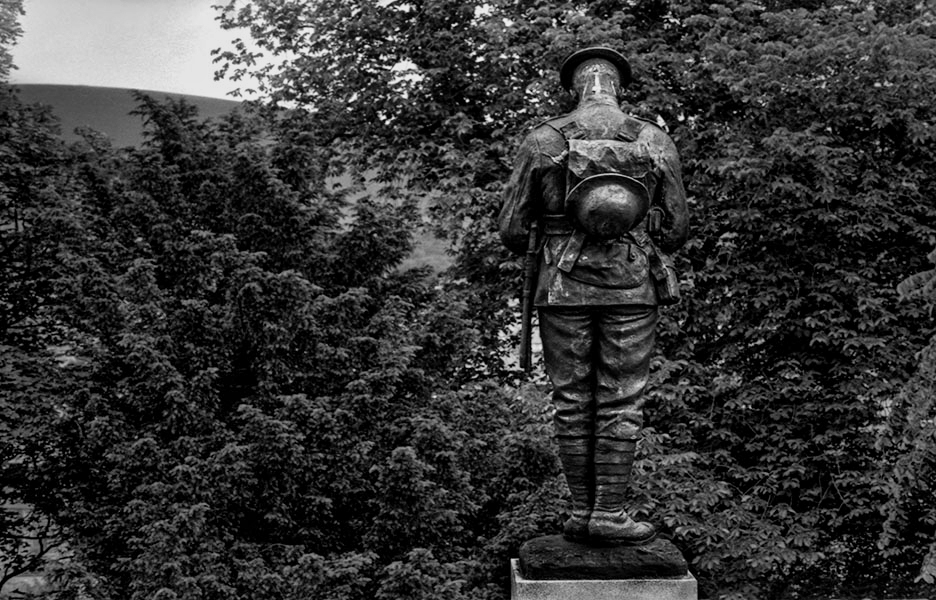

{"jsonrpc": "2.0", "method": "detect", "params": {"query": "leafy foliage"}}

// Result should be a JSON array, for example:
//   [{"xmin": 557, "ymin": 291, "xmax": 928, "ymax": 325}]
[
  {"xmin": 883, "ymin": 248, "xmax": 936, "ymax": 587},
  {"xmin": 1, "ymin": 84, "xmax": 78, "ymax": 591},
  {"xmin": 0, "ymin": 0, "xmax": 22, "ymax": 82}
]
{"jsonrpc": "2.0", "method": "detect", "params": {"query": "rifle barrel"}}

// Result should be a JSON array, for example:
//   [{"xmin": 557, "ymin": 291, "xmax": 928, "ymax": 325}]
[{"xmin": 519, "ymin": 222, "xmax": 539, "ymax": 372}]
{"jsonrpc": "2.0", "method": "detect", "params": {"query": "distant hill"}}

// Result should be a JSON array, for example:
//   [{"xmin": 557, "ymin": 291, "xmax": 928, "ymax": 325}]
[
  {"xmin": 14, "ymin": 84, "xmax": 241, "ymax": 148},
  {"xmin": 11, "ymin": 84, "xmax": 453, "ymax": 271}
]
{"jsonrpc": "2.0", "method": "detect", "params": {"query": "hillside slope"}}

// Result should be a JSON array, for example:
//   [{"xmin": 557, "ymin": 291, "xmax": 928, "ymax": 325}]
[{"xmin": 14, "ymin": 84, "xmax": 241, "ymax": 147}]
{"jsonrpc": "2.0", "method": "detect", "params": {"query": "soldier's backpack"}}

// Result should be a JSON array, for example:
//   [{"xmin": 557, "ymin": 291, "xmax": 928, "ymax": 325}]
[{"xmin": 546, "ymin": 119, "xmax": 681, "ymax": 304}]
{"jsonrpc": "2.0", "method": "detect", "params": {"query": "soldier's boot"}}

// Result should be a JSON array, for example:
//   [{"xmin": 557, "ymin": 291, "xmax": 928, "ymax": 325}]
[
  {"xmin": 588, "ymin": 438, "xmax": 656, "ymax": 546},
  {"xmin": 557, "ymin": 437, "xmax": 593, "ymax": 542}
]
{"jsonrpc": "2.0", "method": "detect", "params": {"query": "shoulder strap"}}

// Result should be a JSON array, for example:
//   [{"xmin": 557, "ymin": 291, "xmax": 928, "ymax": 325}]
[
  {"xmin": 542, "ymin": 119, "xmax": 593, "ymax": 140},
  {"xmin": 559, "ymin": 121, "xmax": 586, "ymax": 140},
  {"xmin": 616, "ymin": 116, "xmax": 645, "ymax": 142}
]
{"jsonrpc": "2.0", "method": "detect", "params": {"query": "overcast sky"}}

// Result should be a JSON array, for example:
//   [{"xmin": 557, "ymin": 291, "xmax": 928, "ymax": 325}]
[{"xmin": 10, "ymin": 0, "xmax": 246, "ymax": 99}]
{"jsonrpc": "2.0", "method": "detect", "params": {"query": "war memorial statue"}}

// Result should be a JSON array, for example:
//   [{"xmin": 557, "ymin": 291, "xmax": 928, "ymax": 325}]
[{"xmin": 499, "ymin": 47, "xmax": 690, "ymax": 550}]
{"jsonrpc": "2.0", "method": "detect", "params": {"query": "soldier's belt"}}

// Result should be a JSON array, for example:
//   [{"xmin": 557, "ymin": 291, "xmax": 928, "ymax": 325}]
[
  {"xmin": 540, "ymin": 217, "xmax": 653, "ymax": 275},
  {"xmin": 541, "ymin": 214, "xmax": 649, "ymax": 246},
  {"xmin": 542, "ymin": 214, "xmax": 574, "ymax": 235}
]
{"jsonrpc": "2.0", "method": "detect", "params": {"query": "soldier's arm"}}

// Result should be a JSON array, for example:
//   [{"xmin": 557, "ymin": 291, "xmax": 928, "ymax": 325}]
[
  {"xmin": 498, "ymin": 132, "xmax": 548, "ymax": 255},
  {"xmin": 648, "ymin": 129, "xmax": 689, "ymax": 253}
]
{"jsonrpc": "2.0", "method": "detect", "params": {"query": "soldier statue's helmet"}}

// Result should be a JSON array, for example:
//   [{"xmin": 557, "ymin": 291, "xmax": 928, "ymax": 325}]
[
  {"xmin": 565, "ymin": 173, "xmax": 650, "ymax": 241},
  {"xmin": 560, "ymin": 47, "xmax": 632, "ymax": 91}
]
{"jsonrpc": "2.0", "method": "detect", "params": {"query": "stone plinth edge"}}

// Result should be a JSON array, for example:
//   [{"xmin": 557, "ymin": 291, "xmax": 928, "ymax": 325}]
[{"xmin": 510, "ymin": 558, "xmax": 697, "ymax": 600}]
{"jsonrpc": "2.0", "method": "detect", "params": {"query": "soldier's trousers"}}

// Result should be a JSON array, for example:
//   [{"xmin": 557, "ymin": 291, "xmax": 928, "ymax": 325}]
[{"xmin": 538, "ymin": 306, "xmax": 658, "ymax": 441}]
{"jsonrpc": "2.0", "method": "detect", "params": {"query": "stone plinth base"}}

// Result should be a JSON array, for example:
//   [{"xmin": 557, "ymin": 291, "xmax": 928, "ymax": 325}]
[{"xmin": 510, "ymin": 559, "xmax": 697, "ymax": 600}]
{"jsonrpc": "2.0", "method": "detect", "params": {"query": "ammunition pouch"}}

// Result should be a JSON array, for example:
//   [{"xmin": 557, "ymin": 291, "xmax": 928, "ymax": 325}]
[{"xmin": 648, "ymin": 246, "xmax": 681, "ymax": 305}]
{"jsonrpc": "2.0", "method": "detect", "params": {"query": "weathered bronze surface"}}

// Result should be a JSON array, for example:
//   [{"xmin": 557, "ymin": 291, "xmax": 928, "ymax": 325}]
[
  {"xmin": 519, "ymin": 535, "xmax": 688, "ymax": 580},
  {"xmin": 499, "ymin": 47, "xmax": 689, "ymax": 547}
]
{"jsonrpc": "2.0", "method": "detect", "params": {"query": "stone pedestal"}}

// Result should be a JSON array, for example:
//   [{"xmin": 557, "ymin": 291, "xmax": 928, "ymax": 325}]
[
  {"xmin": 511, "ymin": 535, "xmax": 697, "ymax": 600},
  {"xmin": 510, "ymin": 560, "xmax": 697, "ymax": 600}
]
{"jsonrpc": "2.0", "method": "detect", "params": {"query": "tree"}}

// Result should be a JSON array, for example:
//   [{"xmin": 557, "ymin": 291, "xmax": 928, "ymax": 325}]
[
  {"xmin": 0, "ymin": 90, "xmax": 568, "ymax": 600},
  {"xmin": 0, "ymin": 82, "xmax": 81, "ymax": 592},
  {"xmin": 0, "ymin": 5, "xmax": 78, "ymax": 589},
  {"xmin": 656, "ymin": 6, "xmax": 936, "ymax": 596},
  {"xmin": 0, "ymin": 0, "xmax": 22, "ymax": 82},
  {"xmin": 213, "ymin": 1, "xmax": 936, "ymax": 598},
  {"xmin": 880, "ymin": 248, "xmax": 936, "ymax": 587}
]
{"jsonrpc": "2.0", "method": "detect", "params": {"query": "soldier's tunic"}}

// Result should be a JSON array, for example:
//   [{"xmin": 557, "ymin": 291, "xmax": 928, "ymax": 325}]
[{"xmin": 499, "ymin": 103, "xmax": 689, "ymax": 442}]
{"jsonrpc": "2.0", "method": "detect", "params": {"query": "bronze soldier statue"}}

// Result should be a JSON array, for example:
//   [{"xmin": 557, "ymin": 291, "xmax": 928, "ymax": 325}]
[{"xmin": 499, "ymin": 47, "xmax": 689, "ymax": 545}]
